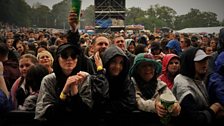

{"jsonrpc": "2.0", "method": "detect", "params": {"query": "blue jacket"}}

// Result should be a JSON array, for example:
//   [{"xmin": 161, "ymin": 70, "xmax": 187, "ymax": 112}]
[{"xmin": 207, "ymin": 51, "xmax": 224, "ymax": 105}]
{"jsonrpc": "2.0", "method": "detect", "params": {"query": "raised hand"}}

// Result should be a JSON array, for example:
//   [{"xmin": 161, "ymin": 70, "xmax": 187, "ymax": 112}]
[{"xmin": 68, "ymin": 10, "xmax": 79, "ymax": 32}]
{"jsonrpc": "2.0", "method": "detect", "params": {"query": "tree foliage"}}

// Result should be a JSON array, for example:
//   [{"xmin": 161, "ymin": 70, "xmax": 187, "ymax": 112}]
[
  {"xmin": 0, "ymin": 1, "xmax": 222, "ymax": 30},
  {"xmin": 174, "ymin": 8, "xmax": 220, "ymax": 30},
  {"xmin": 0, "ymin": 0, "xmax": 31, "ymax": 26},
  {"xmin": 81, "ymin": 5, "xmax": 95, "ymax": 29},
  {"xmin": 125, "ymin": 7, "xmax": 145, "ymax": 25},
  {"xmin": 31, "ymin": 3, "xmax": 51, "ymax": 28}
]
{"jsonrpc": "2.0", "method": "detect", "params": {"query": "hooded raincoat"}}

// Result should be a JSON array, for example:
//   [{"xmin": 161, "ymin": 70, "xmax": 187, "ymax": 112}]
[
  {"xmin": 158, "ymin": 54, "xmax": 180, "ymax": 89},
  {"xmin": 172, "ymin": 47, "xmax": 214, "ymax": 126},
  {"xmin": 92, "ymin": 45, "xmax": 136, "ymax": 113}
]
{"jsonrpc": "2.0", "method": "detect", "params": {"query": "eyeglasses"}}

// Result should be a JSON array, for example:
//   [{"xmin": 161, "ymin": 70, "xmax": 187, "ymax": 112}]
[
  {"xmin": 60, "ymin": 51, "xmax": 78, "ymax": 59},
  {"xmin": 169, "ymin": 61, "xmax": 179, "ymax": 65}
]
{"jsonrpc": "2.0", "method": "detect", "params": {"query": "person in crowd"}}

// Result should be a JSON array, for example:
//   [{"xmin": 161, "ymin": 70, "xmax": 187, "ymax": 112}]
[
  {"xmin": 135, "ymin": 43, "xmax": 148, "ymax": 55},
  {"xmin": 172, "ymin": 47, "xmax": 223, "ymax": 126},
  {"xmin": 5, "ymin": 38, "xmax": 20, "ymax": 59},
  {"xmin": 138, "ymin": 36, "xmax": 148, "ymax": 45},
  {"xmin": 125, "ymin": 39, "xmax": 136, "ymax": 54},
  {"xmin": 191, "ymin": 35, "xmax": 199, "ymax": 47},
  {"xmin": 112, "ymin": 35, "xmax": 135, "ymax": 66},
  {"xmin": 129, "ymin": 53, "xmax": 181, "ymax": 124},
  {"xmin": 180, "ymin": 37, "xmax": 192, "ymax": 52},
  {"xmin": 16, "ymin": 42, "xmax": 27, "ymax": 57},
  {"xmin": 160, "ymin": 38, "xmax": 169, "ymax": 54},
  {"xmin": 84, "ymin": 44, "xmax": 94, "ymax": 57},
  {"xmin": 35, "ymin": 43, "xmax": 93, "ymax": 124},
  {"xmin": 5, "ymin": 38, "xmax": 19, "ymax": 56},
  {"xmin": 209, "ymin": 38, "xmax": 218, "ymax": 52},
  {"xmin": 36, "ymin": 44, "xmax": 49, "ymax": 54},
  {"xmin": 149, "ymin": 41, "xmax": 165, "ymax": 63},
  {"xmin": 166, "ymin": 39, "xmax": 182, "ymax": 56},
  {"xmin": 0, "ymin": 43, "xmax": 12, "ymax": 113},
  {"xmin": 205, "ymin": 46, "xmax": 213, "ymax": 55},
  {"xmin": 37, "ymin": 50, "xmax": 54, "ymax": 73},
  {"xmin": 208, "ymin": 28, "xmax": 224, "ymax": 74},
  {"xmin": 67, "ymin": 10, "xmax": 96, "ymax": 74},
  {"xmin": 10, "ymin": 54, "xmax": 38, "ymax": 109},
  {"xmin": 207, "ymin": 51, "xmax": 224, "ymax": 106},
  {"xmin": 89, "ymin": 34, "xmax": 110, "ymax": 72},
  {"xmin": 18, "ymin": 64, "xmax": 49, "ymax": 111},
  {"xmin": 3, "ymin": 48, "xmax": 20, "ymax": 90},
  {"xmin": 158, "ymin": 54, "xmax": 180, "ymax": 89},
  {"xmin": 92, "ymin": 45, "xmax": 136, "ymax": 113}
]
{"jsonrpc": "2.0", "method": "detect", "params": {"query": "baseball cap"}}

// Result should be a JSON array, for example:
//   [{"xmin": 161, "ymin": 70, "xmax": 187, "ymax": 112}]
[{"xmin": 193, "ymin": 49, "xmax": 210, "ymax": 61}]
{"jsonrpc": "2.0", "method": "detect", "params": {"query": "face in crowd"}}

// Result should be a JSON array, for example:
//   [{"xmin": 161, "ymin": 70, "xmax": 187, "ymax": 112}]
[
  {"xmin": 19, "ymin": 54, "xmax": 38, "ymax": 77},
  {"xmin": 167, "ymin": 57, "xmax": 180, "ymax": 75},
  {"xmin": 113, "ymin": 36, "xmax": 126, "ymax": 51},
  {"xmin": 93, "ymin": 36, "xmax": 110, "ymax": 54},
  {"xmin": 108, "ymin": 55, "xmax": 124, "ymax": 77},
  {"xmin": 137, "ymin": 62, "xmax": 155, "ymax": 82},
  {"xmin": 58, "ymin": 47, "xmax": 78, "ymax": 75}
]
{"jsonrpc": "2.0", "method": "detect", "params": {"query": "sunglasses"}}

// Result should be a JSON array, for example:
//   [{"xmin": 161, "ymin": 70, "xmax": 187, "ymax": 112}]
[
  {"xmin": 169, "ymin": 61, "xmax": 179, "ymax": 65},
  {"xmin": 60, "ymin": 50, "xmax": 78, "ymax": 59}
]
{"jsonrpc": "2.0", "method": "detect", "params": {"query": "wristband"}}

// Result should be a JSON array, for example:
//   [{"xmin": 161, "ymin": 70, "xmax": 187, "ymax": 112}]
[
  {"xmin": 97, "ymin": 66, "xmax": 103, "ymax": 71},
  {"xmin": 59, "ymin": 92, "xmax": 67, "ymax": 100}
]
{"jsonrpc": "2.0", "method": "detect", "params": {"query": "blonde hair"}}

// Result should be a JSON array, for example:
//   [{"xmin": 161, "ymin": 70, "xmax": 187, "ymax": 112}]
[{"xmin": 37, "ymin": 50, "xmax": 54, "ymax": 66}]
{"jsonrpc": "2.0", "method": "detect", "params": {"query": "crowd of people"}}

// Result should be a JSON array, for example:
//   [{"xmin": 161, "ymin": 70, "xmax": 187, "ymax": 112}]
[{"xmin": 0, "ymin": 10, "xmax": 224, "ymax": 126}]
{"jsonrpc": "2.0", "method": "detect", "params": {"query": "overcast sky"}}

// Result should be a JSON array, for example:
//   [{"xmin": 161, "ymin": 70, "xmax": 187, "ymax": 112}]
[{"xmin": 26, "ymin": 0, "xmax": 224, "ymax": 21}]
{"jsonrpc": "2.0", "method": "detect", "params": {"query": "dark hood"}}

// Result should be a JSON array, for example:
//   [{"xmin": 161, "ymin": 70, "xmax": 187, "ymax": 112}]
[
  {"xmin": 217, "ymin": 28, "xmax": 224, "ymax": 53},
  {"xmin": 214, "ymin": 51, "xmax": 224, "ymax": 74},
  {"xmin": 180, "ymin": 47, "xmax": 199, "ymax": 79},
  {"xmin": 102, "ymin": 44, "xmax": 130, "ymax": 78}
]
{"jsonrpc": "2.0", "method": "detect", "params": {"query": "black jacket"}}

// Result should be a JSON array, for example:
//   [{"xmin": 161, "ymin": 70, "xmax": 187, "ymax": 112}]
[{"xmin": 91, "ymin": 45, "xmax": 137, "ymax": 113}]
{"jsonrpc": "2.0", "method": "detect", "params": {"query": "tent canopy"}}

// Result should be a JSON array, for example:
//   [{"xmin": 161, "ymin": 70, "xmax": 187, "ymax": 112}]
[{"xmin": 176, "ymin": 26, "xmax": 223, "ymax": 34}]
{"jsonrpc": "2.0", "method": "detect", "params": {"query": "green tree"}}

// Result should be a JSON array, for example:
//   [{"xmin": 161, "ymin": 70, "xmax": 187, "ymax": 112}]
[
  {"xmin": 174, "ymin": 8, "xmax": 220, "ymax": 30},
  {"xmin": 81, "ymin": 5, "xmax": 95, "ymax": 29},
  {"xmin": 51, "ymin": 0, "xmax": 70, "ymax": 29},
  {"xmin": 221, "ymin": 19, "xmax": 224, "ymax": 26},
  {"xmin": 125, "ymin": 7, "xmax": 145, "ymax": 25},
  {"xmin": 147, "ymin": 4, "xmax": 176, "ymax": 28},
  {"xmin": 31, "ymin": 3, "xmax": 51, "ymax": 28},
  {"xmin": 0, "ymin": 0, "xmax": 31, "ymax": 26},
  {"xmin": 201, "ymin": 12, "xmax": 220, "ymax": 27}
]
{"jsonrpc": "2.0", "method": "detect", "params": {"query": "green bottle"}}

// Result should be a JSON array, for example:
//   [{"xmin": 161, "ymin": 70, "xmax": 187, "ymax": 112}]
[{"xmin": 71, "ymin": 0, "xmax": 82, "ymax": 21}]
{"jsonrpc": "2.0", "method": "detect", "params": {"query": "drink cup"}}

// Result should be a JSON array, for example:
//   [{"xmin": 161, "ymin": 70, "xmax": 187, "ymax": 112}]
[
  {"xmin": 71, "ymin": 0, "xmax": 82, "ymax": 21},
  {"xmin": 160, "ymin": 93, "xmax": 175, "ymax": 111},
  {"xmin": 160, "ymin": 93, "xmax": 176, "ymax": 125}
]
